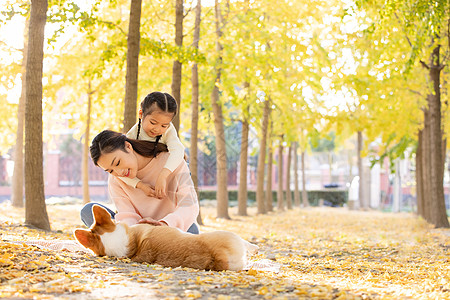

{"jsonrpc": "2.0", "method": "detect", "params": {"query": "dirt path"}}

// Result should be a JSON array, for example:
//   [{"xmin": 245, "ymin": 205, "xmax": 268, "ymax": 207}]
[{"xmin": 1, "ymin": 202, "xmax": 449, "ymax": 299}]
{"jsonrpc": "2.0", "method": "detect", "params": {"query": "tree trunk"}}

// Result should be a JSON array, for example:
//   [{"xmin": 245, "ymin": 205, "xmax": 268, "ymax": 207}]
[
  {"xmin": 416, "ymin": 130, "xmax": 424, "ymax": 217},
  {"xmin": 237, "ymin": 108, "xmax": 249, "ymax": 216},
  {"xmin": 212, "ymin": 0, "xmax": 229, "ymax": 219},
  {"xmin": 11, "ymin": 18, "xmax": 29, "ymax": 208},
  {"xmin": 25, "ymin": 0, "xmax": 50, "ymax": 231},
  {"xmin": 285, "ymin": 144, "xmax": 293, "ymax": 209},
  {"xmin": 266, "ymin": 138, "xmax": 274, "ymax": 212},
  {"xmin": 82, "ymin": 84, "xmax": 93, "ymax": 204},
  {"xmin": 191, "ymin": 0, "xmax": 203, "ymax": 225},
  {"xmin": 293, "ymin": 142, "xmax": 300, "ymax": 207},
  {"xmin": 256, "ymin": 98, "xmax": 271, "ymax": 214},
  {"xmin": 422, "ymin": 109, "xmax": 432, "ymax": 221},
  {"xmin": 122, "ymin": 0, "xmax": 142, "ymax": 132},
  {"xmin": 424, "ymin": 44, "xmax": 449, "ymax": 228},
  {"xmin": 347, "ymin": 148, "xmax": 353, "ymax": 184},
  {"xmin": 171, "ymin": 0, "xmax": 183, "ymax": 132},
  {"xmin": 301, "ymin": 150, "xmax": 309, "ymax": 207},
  {"xmin": 357, "ymin": 131, "xmax": 367, "ymax": 210},
  {"xmin": 277, "ymin": 136, "xmax": 285, "ymax": 211},
  {"xmin": 265, "ymin": 119, "xmax": 273, "ymax": 212}
]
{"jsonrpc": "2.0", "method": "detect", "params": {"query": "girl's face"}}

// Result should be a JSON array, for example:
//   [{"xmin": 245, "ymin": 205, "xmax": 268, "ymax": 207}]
[
  {"xmin": 140, "ymin": 109, "xmax": 174, "ymax": 138},
  {"xmin": 96, "ymin": 142, "xmax": 139, "ymax": 179}
]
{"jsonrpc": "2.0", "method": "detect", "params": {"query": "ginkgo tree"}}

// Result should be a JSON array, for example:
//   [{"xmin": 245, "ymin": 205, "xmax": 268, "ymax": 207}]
[{"xmin": 340, "ymin": 0, "xmax": 450, "ymax": 227}]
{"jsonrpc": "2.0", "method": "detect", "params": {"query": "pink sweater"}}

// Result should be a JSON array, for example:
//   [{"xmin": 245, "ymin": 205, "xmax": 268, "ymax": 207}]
[{"xmin": 108, "ymin": 152, "xmax": 199, "ymax": 232}]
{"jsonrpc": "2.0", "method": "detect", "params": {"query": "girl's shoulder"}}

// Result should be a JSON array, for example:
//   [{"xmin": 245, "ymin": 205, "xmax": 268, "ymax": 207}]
[{"xmin": 163, "ymin": 122, "xmax": 178, "ymax": 137}]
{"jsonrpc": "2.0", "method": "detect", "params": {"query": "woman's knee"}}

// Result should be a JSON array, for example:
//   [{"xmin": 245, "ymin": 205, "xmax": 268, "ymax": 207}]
[
  {"xmin": 80, "ymin": 203, "xmax": 115, "ymax": 227},
  {"xmin": 187, "ymin": 223, "xmax": 199, "ymax": 234}
]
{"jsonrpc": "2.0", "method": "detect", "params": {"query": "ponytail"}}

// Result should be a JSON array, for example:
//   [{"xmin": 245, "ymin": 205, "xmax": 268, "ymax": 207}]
[
  {"xmin": 136, "ymin": 118, "xmax": 142, "ymax": 139},
  {"xmin": 152, "ymin": 135, "xmax": 163, "ymax": 157}
]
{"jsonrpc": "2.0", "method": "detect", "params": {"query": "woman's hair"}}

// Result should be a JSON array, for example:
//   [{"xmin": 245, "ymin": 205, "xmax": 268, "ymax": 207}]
[
  {"xmin": 136, "ymin": 91, "xmax": 178, "ymax": 140},
  {"xmin": 90, "ymin": 130, "xmax": 168, "ymax": 166}
]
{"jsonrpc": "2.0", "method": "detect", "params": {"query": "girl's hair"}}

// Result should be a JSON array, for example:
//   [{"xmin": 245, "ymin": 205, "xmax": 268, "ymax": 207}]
[
  {"xmin": 90, "ymin": 130, "xmax": 168, "ymax": 166},
  {"xmin": 136, "ymin": 92, "xmax": 178, "ymax": 140}
]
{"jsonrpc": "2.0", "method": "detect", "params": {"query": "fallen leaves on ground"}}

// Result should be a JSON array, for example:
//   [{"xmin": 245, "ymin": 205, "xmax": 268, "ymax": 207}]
[{"xmin": 0, "ymin": 201, "xmax": 449, "ymax": 299}]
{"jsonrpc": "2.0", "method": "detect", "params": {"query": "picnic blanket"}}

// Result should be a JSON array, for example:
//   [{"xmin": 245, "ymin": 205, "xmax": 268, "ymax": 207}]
[{"xmin": 12, "ymin": 239, "xmax": 282, "ymax": 273}]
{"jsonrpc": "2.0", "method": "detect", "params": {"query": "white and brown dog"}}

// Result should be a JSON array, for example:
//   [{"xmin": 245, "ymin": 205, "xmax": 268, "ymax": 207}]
[{"xmin": 74, "ymin": 205, "xmax": 258, "ymax": 271}]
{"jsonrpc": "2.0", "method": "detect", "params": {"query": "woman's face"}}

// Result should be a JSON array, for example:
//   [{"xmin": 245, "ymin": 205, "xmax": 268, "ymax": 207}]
[{"xmin": 96, "ymin": 142, "xmax": 139, "ymax": 179}]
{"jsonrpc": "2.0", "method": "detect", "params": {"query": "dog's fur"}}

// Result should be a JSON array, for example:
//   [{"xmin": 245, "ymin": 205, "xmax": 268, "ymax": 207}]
[{"xmin": 74, "ymin": 205, "xmax": 258, "ymax": 271}]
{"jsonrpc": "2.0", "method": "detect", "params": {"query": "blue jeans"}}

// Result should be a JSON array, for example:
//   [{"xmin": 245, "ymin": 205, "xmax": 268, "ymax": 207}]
[{"xmin": 80, "ymin": 202, "xmax": 199, "ymax": 234}]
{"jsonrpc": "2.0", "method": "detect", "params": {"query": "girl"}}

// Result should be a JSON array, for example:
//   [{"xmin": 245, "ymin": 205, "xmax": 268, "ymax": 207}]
[
  {"xmin": 82, "ymin": 129, "xmax": 199, "ymax": 233},
  {"xmin": 120, "ymin": 91, "xmax": 185, "ymax": 199}
]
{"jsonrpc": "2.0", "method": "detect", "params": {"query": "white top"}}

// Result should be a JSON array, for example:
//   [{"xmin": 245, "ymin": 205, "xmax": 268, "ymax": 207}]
[{"xmin": 118, "ymin": 122, "xmax": 185, "ymax": 188}]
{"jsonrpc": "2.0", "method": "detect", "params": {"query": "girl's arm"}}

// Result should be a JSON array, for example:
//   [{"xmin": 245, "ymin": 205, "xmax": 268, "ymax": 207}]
[
  {"xmin": 118, "ymin": 176, "xmax": 140, "ymax": 188},
  {"xmin": 162, "ymin": 123, "xmax": 185, "ymax": 172},
  {"xmin": 118, "ymin": 176, "xmax": 156, "ymax": 197},
  {"xmin": 159, "ymin": 162, "xmax": 199, "ymax": 232},
  {"xmin": 154, "ymin": 123, "xmax": 185, "ymax": 198}
]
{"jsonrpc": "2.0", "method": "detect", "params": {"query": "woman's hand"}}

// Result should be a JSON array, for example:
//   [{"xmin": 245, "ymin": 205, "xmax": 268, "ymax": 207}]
[{"xmin": 138, "ymin": 217, "xmax": 168, "ymax": 226}]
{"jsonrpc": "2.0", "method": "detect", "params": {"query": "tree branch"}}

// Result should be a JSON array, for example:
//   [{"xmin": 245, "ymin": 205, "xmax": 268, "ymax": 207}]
[
  {"xmin": 406, "ymin": 88, "xmax": 423, "ymax": 97},
  {"xmin": 0, "ymin": 40, "xmax": 23, "ymax": 53},
  {"xmin": 183, "ymin": 7, "xmax": 192, "ymax": 18},
  {"xmin": 98, "ymin": 20, "xmax": 126, "ymax": 36},
  {"xmin": 420, "ymin": 60, "xmax": 430, "ymax": 69},
  {"xmin": 394, "ymin": 12, "xmax": 413, "ymax": 48}
]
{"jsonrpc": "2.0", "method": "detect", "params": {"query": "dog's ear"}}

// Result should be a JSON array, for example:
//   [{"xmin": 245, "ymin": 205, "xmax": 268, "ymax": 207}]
[
  {"xmin": 74, "ymin": 229, "xmax": 96, "ymax": 248},
  {"xmin": 92, "ymin": 205, "xmax": 114, "ymax": 226}
]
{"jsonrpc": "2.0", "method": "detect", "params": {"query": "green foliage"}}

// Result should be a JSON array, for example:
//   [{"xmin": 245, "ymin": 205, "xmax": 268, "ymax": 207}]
[
  {"xmin": 310, "ymin": 132, "xmax": 336, "ymax": 152},
  {"xmin": 370, "ymin": 135, "xmax": 415, "ymax": 171},
  {"xmin": 0, "ymin": 0, "xmax": 29, "ymax": 23},
  {"xmin": 0, "ymin": 97, "xmax": 17, "ymax": 154},
  {"xmin": 1, "ymin": 0, "xmax": 448, "ymax": 172}
]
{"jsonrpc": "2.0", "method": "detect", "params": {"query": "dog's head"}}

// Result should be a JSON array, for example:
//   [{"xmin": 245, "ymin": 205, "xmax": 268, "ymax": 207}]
[{"xmin": 74, "ymin": 205, "xmax": 129, "ymax": 257}]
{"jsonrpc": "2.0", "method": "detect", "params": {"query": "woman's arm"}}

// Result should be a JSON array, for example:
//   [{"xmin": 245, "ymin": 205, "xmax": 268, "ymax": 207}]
[{"xmin": 108, "ymin": 176, "xmax": 142, "ymax": 226}]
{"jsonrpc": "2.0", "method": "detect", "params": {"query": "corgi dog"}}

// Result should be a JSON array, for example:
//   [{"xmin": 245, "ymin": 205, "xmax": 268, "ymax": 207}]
[{"xmin": 74, "ymin": 205, "xmax": 258, "ymax": 271}]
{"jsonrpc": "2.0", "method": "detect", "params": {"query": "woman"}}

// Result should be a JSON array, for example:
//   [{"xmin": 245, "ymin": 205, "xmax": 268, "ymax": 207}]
[{"xmin": 81, "ymin": 130, "xmax": 199, "ymax": 234}]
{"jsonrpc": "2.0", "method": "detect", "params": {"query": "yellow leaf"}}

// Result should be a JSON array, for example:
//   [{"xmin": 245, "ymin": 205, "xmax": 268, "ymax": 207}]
[
  {"xmin": 257, "ymin": 286, "xmax": 269, "ymax": 295},
  {"xmin": 184, "ymin": 290, "xmax": 202, "ymax": 298},
  {"xmin": 247, "ymin": 269, "xmax": 258, "ymax": 276}
]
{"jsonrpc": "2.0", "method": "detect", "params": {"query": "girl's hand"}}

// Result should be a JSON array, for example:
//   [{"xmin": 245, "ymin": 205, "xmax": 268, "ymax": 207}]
[
  {"xmin": 138, "ymin": 217, "xmax": 167, "ymax": 226},
  {"xmin": 136, "ymin": 181, "xmax": 158, "ymax": 198},
  {"xmin": 155, "ymin": 168, "xmax": 171, "ymax": 198}
]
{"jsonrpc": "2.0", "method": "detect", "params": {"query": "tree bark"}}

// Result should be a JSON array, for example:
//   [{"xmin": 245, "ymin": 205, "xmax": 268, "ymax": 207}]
[
  {"xmin": 293, "ymin": 142, "xmax": 300, "ymax": 207},
  {"xmin": 11, "ymin": 18, "xmax": 29, "ymax": 208},
  {"xmin": 212, "ymin": 0, "xmax": 229, "ymax": 219},
  {"xmin": 191, "ymin": 0, "xmax": 203, "ymax": 225},
  {"xmin": 285, "ymin": 144, "xmax": 293, "ymax": 209},
  {"xmin": 82, "ymin": 84, "xmax": 93, "ymax": 204},
  {"xmin": 171, "ymin": 0, "xmax": 183, "ymax": 132},
  {"xmin": 122, "ymin": 0, "xmax": 142, "ymax": 133},
  {"xmin": 237, "ymin": 107, "xmax": 249, "ymax": 216},
  {"xmin": 256, "ymin": 98, "xmax": 271, "ymax": 214},
  {"xmin": 301, "ymin": 150, "xmax": 309, "ymax": 207},
  {"xmin": 416, "ymin": 130, "xmax": 424, "ymax": 217},
  {"xmin": 357, "ymin": 131, "xmax": 367, "ymax": 210},
  {"xmin": 25, "ymin": 0, "xmax": 50, "ymax": 231},
  {"xmin": 424, "ymin": 44, "xmax": 449, "ymax": 228},
  {"xmin": 266, "ymin": 138, "xmax": 274, "ymax": 212},
  {"xmin": 277, "ymin": 136, "xmax": 285, "ymax": 211},
  {"xmin": 422, "ymin": 109, "xmax": 432, "ymax": 221}
]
